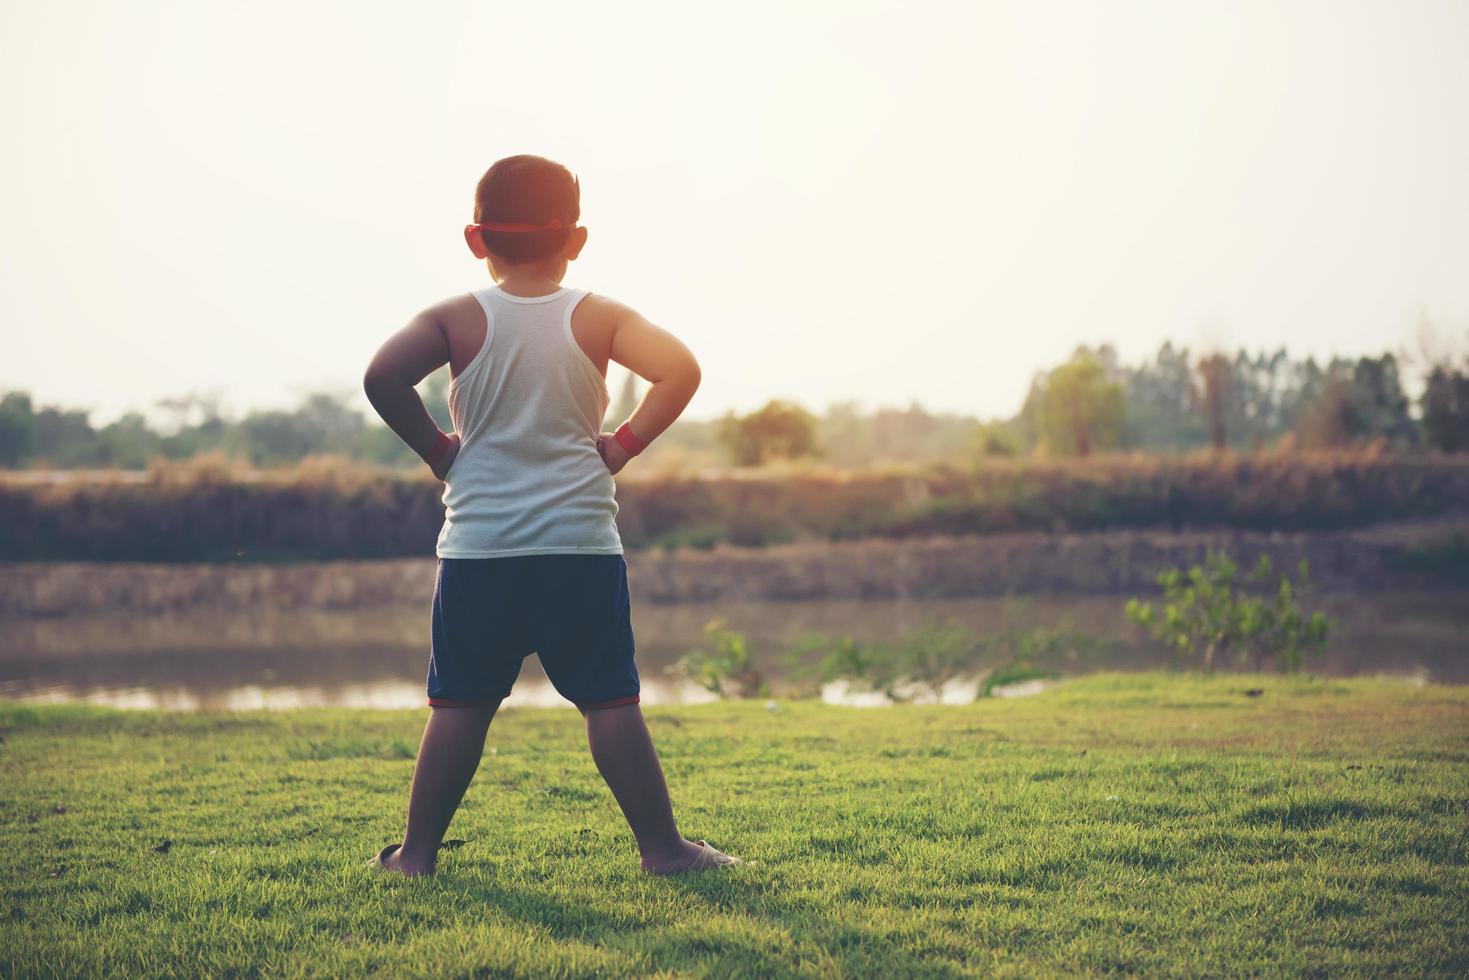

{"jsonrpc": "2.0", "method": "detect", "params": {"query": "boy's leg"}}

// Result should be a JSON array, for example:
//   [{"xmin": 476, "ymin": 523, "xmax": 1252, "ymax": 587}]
[
  {"xmin": 396, "ymin": 556, "xmax": 526, "ymax": 875},
  {"xmin": 583, "ymin": 702, "xmax": 706, "ymax": 872},
  {"xmin": 532, "ymin": 556, "xmax": 708, "ymax": 871},
  {"xmin": 386, "ymin": 701, "xmax": 500, "ymax": 875}
]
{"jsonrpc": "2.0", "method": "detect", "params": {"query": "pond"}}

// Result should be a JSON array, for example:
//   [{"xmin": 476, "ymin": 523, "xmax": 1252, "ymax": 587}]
[{"xmin": 2, "ymin": 590, "xmax": 1464, "ymax": 710}]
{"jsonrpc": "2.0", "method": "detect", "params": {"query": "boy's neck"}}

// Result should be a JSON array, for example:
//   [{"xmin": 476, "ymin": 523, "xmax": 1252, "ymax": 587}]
[{"xmin": 489, "ymin": 257, "xmax": 568, "ymax": 297}]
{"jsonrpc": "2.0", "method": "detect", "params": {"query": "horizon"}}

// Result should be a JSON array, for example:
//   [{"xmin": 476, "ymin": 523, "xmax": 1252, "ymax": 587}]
[
  {"xmin": 0, "ymin": 331, "xmax": 1453, "ymax": 433},
  {"xmin": 4, "ymin": 0, "xmax": 1468, "ymax": 428}
]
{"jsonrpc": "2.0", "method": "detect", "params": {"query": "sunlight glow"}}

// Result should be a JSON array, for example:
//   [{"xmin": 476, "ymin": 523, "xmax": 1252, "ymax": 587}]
[{"xmin": 3, "ymin": 0, "xmax": 1467, "ymax": 425}]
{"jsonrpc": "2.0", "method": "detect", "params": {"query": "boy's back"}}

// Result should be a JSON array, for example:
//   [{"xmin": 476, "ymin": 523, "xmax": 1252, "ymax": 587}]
[{"xmin": 434, "ymin": 284, "xmax": 622, "ymax": 558}]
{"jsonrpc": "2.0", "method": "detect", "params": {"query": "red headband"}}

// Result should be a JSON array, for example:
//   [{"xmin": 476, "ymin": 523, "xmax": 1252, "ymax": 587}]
[{"xmin": 470, "ymin": 218, "xmax": 572, "ymax": 233}]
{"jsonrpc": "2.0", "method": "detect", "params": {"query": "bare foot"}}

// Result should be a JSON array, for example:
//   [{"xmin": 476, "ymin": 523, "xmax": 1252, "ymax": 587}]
[
  {"xmin": 372, "ymin": 843, "xmax": 436, "ymax": 877},
  {"xmin": 641, "ymin": 838, "xmax": 742, "ymax": 875}
]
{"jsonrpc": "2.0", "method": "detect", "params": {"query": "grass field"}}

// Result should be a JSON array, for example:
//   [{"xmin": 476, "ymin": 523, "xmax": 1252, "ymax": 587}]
[{"xmin": 3, "ymin": 673, "xmax": 1467, "ymax": 977}]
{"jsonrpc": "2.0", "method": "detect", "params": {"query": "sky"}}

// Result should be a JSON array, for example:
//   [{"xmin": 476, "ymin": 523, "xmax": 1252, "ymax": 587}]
[{"xmin": 2, "ymin": 0, "xmax": 1467, "ymax": 428}]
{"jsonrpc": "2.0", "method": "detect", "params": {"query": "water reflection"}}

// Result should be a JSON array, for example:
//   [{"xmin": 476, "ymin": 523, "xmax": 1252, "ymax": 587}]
[{"xmin": 1, "ymin": 592, "xmax": 1464, "ymax": 710}]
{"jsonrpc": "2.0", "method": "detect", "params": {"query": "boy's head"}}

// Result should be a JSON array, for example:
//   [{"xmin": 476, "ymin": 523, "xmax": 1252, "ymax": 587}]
[{"xmin": 465, "ymin": 155, "xmax": 585, "ymax": 267}]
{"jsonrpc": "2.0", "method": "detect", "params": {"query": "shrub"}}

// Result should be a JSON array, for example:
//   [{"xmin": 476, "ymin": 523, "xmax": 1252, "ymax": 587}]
[
  {"xmin": 667, "ymin": 618, "xmax": 767, "ymax": 699},
  {"xmin": 716, "ymin": 401, "xmax": 821, "ymax": 466},
  {"xmin": 4, "ymin": 452, "xmax": 1468, "ymax": 561},
  {"xmin": 974, "ymin": 622, "xmax": 1077, "ymax": 696},
  {"xmin": 1126, "ymin": 552, "xmax": 1332, "ymax": 672},
  {"xmin": 783, "ymin": 618, "xmax": 1084, "ymax": 703},
  {"xmin": 887, "ymin": 619, "xmax": 982, "ymax": 701},
  {"xmin": 781, "ymin": 633, "xmax": 897, "ymax": 700},
  {"xmin": 798, "ymin": 620, "xmax": 979, "ymax": 703}
]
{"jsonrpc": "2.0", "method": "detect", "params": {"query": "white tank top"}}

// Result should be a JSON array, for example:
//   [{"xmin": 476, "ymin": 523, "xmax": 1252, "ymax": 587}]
[{"xmin": 435, "ymin": 285, "xmax": 623, "ymax": 558}]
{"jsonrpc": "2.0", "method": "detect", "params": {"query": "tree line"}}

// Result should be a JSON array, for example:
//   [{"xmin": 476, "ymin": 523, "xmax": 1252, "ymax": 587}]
[
  {"xmin": 2, "ymin": 340, "xmax": 1467, "ymax": 470},
  {"xmin": 0, "ymin": 376, "xmax": 455, "ymax": 470},
  {"xmin": 715, "ymin": 342, "xmax": 1469, "ymax": 464},
  {"xmin": 1005, "ymin": 343, "xmax": 1459, "ymax": 456}
]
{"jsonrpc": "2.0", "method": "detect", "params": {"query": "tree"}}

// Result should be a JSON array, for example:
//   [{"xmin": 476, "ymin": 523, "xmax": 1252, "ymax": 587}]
[
  {"xmin": 1120, "ymin": 342, "xmax": 1205, "ymax": 450},
  {"xmin": 1295, "ymin": 354, "xmax": 1416, "ymax": 449},
  {"xmin": 1196, "ymin": 352, "xmax": 1232, "ymax": 451},
  {"xmin": 1422, "ymin": 365, "xmax": 1469, "ymax": 452},
  {"xmin": 0, "ymin": 391, "xmax": 37, "ymax": 467},
  {"xmin": 716, "ymin": 400, "xmax": 820, "ymax": 466},
  {"xmin": 1281, "ymin": 356, "xmax": 1330, "ymax": 433},
  {"xmin": 155, "ymin": 392, "xmax": 227, "ymax": 460},
  {"xmin": 862, "ymin": 402, "xmax": 979, "ymax": 462},
  {"xmin": 815, "ymin": 401, "xmax": 870, "ymax": 465},
  {"xmin": 95, "ymin": 412, "xmax": 162, "ymax": 469},
  {"xmin": 155, "ymin": 392, "xmax": 224, "ymax": 434},
  {"xmin": 1033, "ymin": 352, "xmax": 1124, "ymax": 456},
  {"xmin": 298, "ymin": 392, "xmax": 367, "ymax": 448},
  {"xmin": 1350, "ymin": 354, "xmax": 1415, "ymax": 445},
  {"xmin": 231, "ymin": 391, "xmax": 367, "ymax": 464},
  {"xmin": 234, "ymin": 410, "xmax": 317, "ymax": 464},
  {"xmin": 973, "ymin": 420, "xmax": 1021, "ymax": 457},
  {"xmin": 32, "ymin": 404, "xmax": 100, "ymax": 467},
  {"xmin": 1225, "ymin": 349, "xmax": 1293, "ymax": 449}
]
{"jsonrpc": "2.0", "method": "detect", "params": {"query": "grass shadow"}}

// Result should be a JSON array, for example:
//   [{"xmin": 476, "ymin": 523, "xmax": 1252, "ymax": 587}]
[{"xmin": 646, "ymin": 869, "xmax": 967, "ymax": 978}]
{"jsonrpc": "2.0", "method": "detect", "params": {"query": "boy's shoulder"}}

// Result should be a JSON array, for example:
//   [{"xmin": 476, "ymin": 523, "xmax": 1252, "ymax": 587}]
[
  {"xmin": 422, "ymin": 287, "xmax": 639, "ymax": 326},
  {"xmin": 419, "ymin": 289, "xmax": 655, "ymax": 370},
  {"xmin": 571, "ymin": 292, "xmax": 652, "ymax": 357},
  {"xmin": 573, "ymin": 290, "xmax": 643, "ymax": 330}
]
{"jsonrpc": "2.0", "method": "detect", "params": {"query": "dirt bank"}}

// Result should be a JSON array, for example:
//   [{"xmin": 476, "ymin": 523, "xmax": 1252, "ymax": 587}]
[{"xmin": 2, "ymin": 522, "xmax": 1463, "ymax": 618}]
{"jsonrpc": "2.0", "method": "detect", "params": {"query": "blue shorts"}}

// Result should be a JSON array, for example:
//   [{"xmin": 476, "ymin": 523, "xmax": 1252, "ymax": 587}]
[{"xmin": 428, "ymin": 554, "xmax": 639, "ymax": 712}]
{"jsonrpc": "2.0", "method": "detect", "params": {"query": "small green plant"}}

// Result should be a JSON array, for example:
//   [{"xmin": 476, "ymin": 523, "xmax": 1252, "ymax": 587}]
[
  {"xmin": 890, "ymin": 619, "xmax": 985, "ymax": 701},
  {"xmin": 800, "ymin": 619, "xmax": 981, "ymax": 703},
  {"xmin": 780, "ymin": 632, "xmax": 861, "ymax": 698},
  {"xmin": 1126, "ymin": 552, "xmax": 1331, "ymax": 673},
  {"xmin": 668, "ymin": 618, "xmax": 767, "ymax": 699},
  {"xmin": 784, "ymin": 618, "xmax": 1086, "ymax": 702},
  {"xmin": 782, "ymin": 633, "xmax": 905, "ymax": 701},
  {"xmin": 975, "ymin": 623, "xmax": 1077, "ymax": 696}
]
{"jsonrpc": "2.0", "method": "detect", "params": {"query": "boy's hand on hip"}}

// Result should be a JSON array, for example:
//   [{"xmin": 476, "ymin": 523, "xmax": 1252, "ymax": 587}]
[
  {"xmin": 596, "ymin": 432, "xmax": 632, "ymax": 475},
  {"xmin": 429, "ymin": 433, "xmax": 461, "ymax": 481}
]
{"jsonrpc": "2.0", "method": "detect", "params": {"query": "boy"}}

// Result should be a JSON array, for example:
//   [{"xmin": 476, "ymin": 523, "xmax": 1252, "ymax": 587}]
[{"xmin": 362, "ymin": 154, "xmax": 740, "ymax": 877}]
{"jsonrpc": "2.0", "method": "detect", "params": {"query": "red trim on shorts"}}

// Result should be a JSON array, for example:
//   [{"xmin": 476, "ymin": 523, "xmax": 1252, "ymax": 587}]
[
  {"xmin": 428, "ymin": 695, "xmax": 506, "ymax": 708},
  {"xmin": 578, "ymin": 694, "xmax": 641, "ymax": 712}
]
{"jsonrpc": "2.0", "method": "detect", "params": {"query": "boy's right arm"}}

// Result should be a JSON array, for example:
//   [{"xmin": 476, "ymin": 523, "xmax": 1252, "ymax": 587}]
[
  {"xmin": 595, "ymin": 299, "xmax": 701, "ymax": 474},
  {"xmin": 363, "ymin": 301, "xmax": 460, "ymax": 479}
]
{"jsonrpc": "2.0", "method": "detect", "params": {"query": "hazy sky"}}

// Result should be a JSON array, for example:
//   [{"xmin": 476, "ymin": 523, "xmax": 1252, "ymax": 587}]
[{"xmin": 3, "ymin": 0, "xmax": 1467, "ymax": 427}]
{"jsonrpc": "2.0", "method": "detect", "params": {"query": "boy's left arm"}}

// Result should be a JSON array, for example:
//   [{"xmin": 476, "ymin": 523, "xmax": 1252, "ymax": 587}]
[{"xmin": 363, "ymin": 304, "xmax": 459, "ymax": 479}]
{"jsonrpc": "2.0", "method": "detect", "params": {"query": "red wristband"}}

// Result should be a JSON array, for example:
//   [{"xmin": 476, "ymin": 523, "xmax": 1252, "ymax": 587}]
[
  {"xmin": 613, "ymin": 421, "xmax": 647, "ymax": 456},
  {"xmin": 425, "ymin": 431, "xmax": 455, "ymax": 467}
]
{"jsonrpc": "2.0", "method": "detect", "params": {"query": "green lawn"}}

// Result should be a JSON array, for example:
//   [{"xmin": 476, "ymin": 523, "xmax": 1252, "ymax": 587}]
[{"xmin": 3, "ymin": 673, "xmax": 1467, "ymax": 977}]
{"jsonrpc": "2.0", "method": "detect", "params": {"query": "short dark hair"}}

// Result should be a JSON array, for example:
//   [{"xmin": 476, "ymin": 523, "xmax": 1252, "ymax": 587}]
[{"xmin": 472, "ymin": 155, "xmax": 581, "ymax": 263}]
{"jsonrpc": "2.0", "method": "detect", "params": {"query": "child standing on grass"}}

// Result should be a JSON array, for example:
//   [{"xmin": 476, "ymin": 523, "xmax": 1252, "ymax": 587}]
[{"xmin": 362, "ymin": 154, "xmax": 741, "ymax": 877}]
